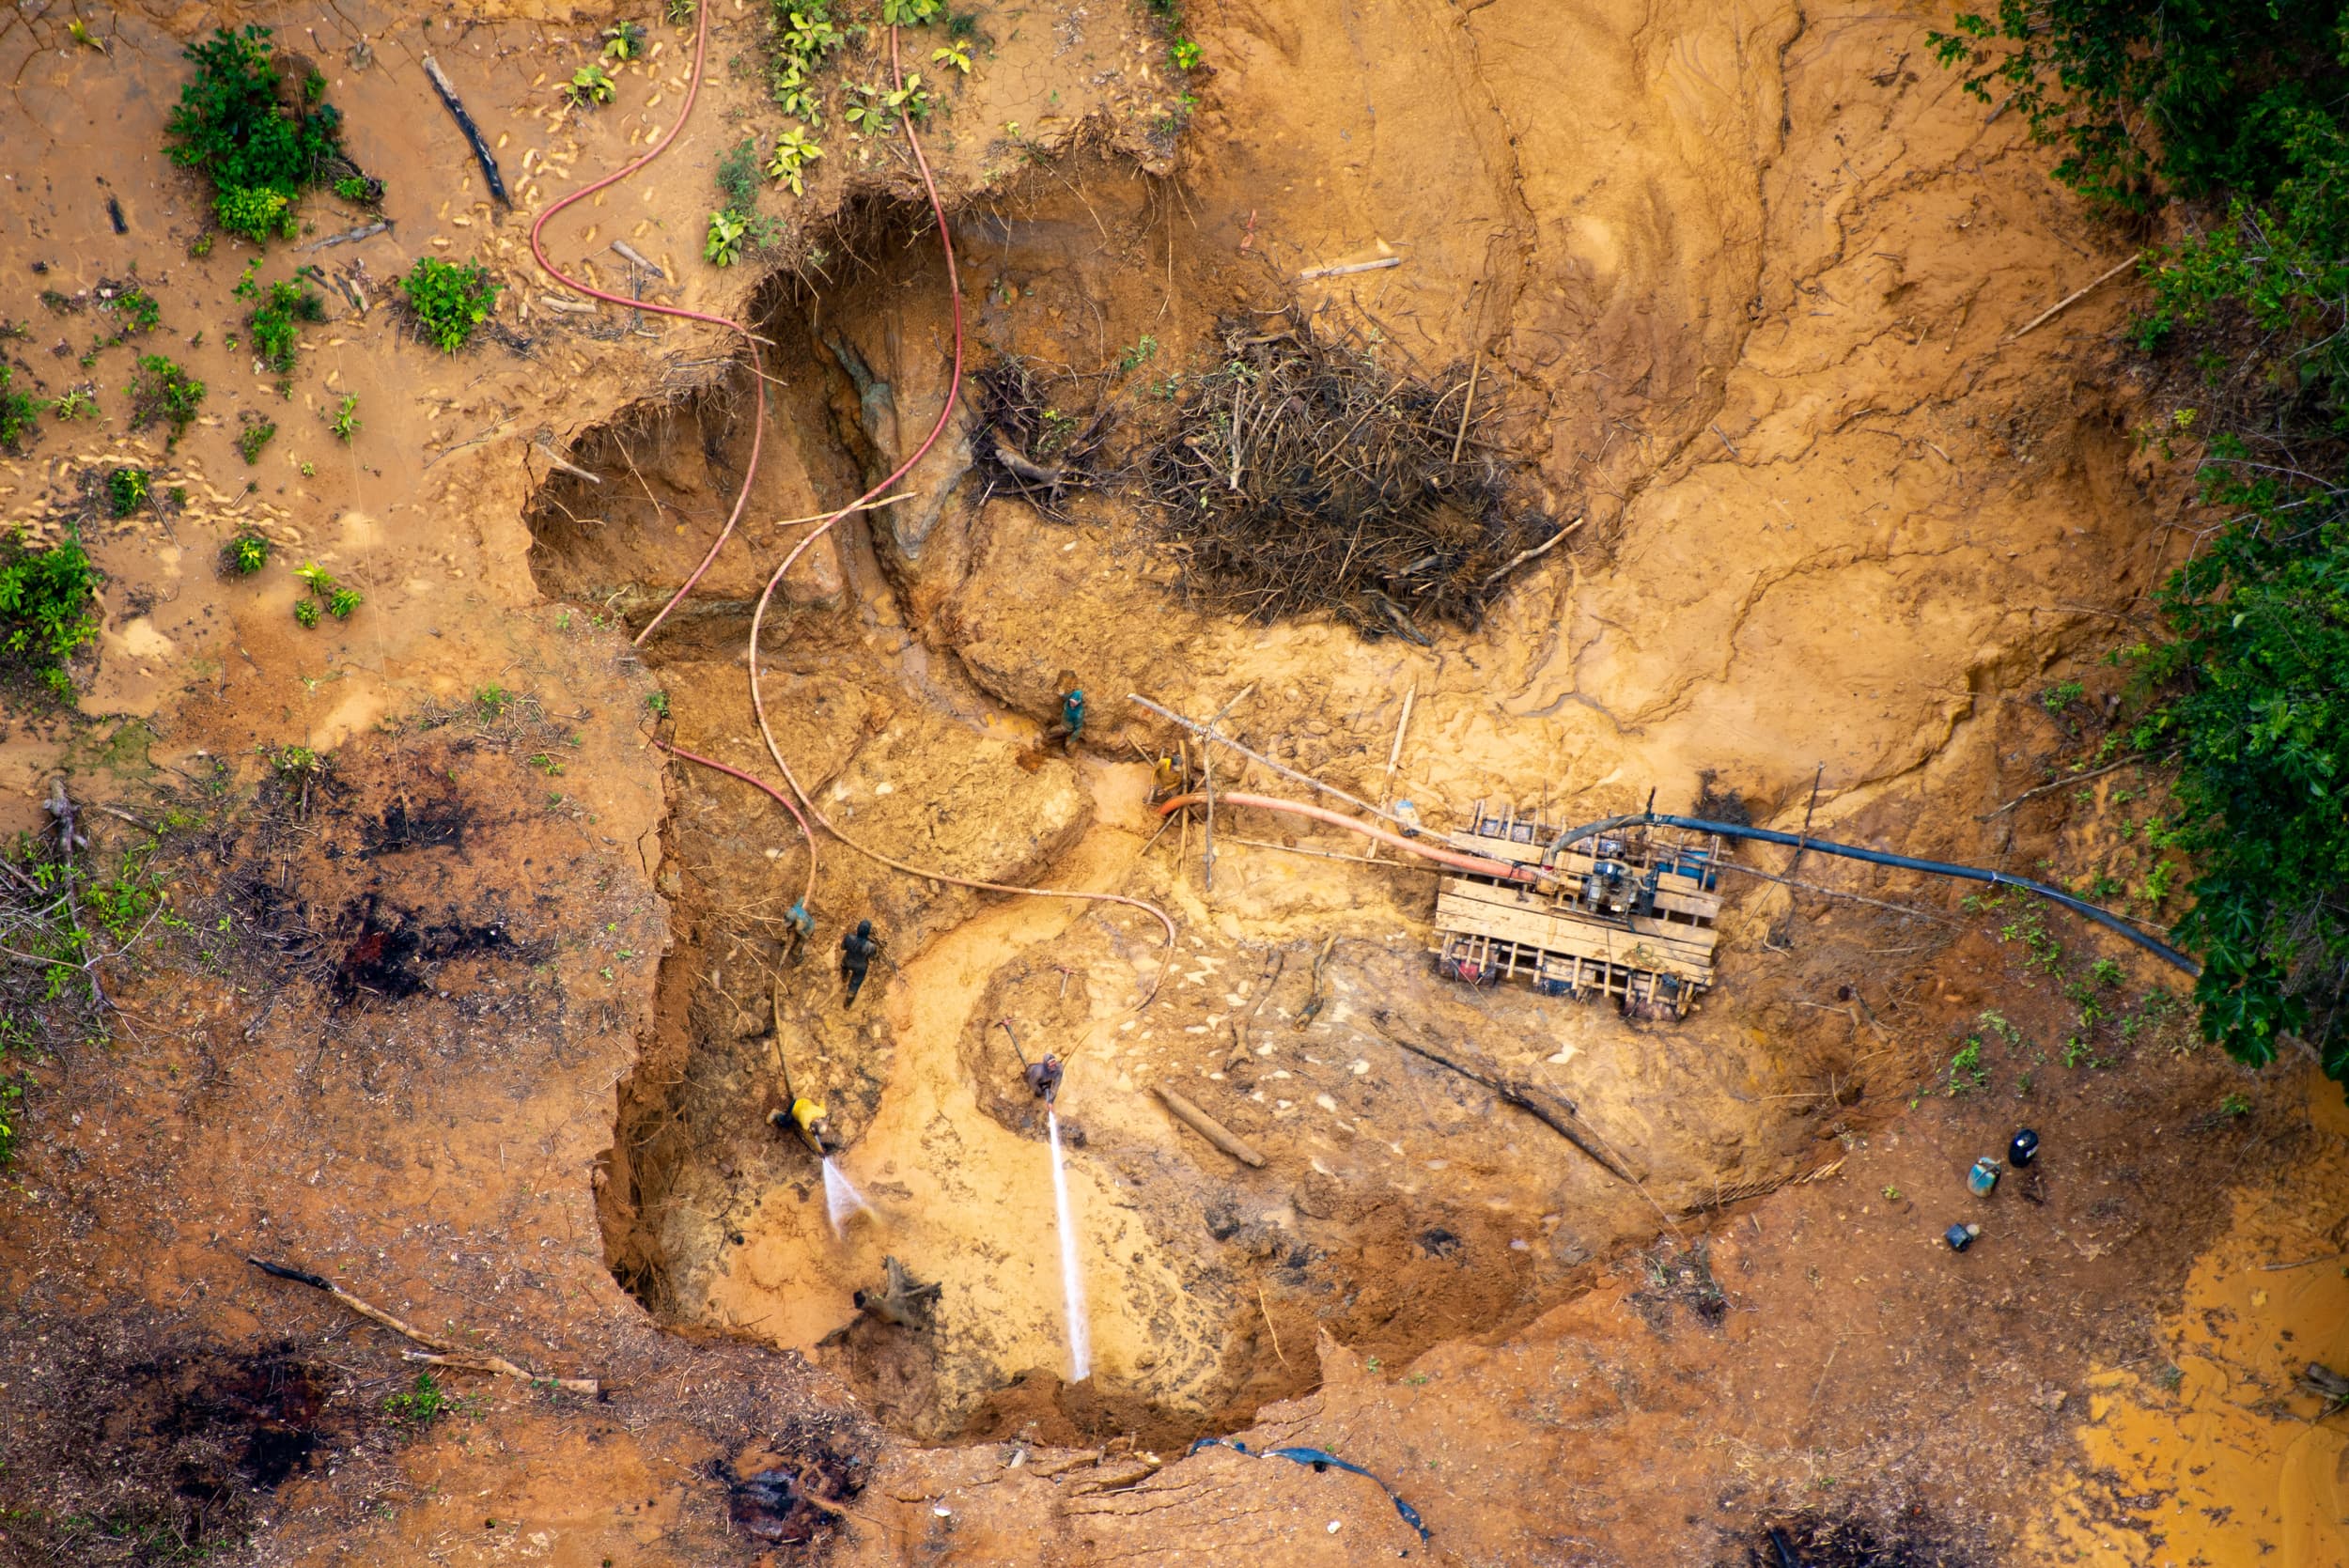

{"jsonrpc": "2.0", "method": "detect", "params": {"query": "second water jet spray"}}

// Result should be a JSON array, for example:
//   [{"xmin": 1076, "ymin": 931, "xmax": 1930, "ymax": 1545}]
[{"xmin": 1004, "ymin": 1019, "xmax": 1087, "ymax": 1379}]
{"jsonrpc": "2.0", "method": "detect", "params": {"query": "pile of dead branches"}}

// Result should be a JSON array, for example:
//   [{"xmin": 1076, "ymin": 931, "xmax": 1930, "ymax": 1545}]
[
  {"xmin": 970, "ymin": 358, "xmax": 1112, "ymax": 521},
  {"xmin": 1143, "ymin": 319, "xmax": 1565, "ymax": 640}
]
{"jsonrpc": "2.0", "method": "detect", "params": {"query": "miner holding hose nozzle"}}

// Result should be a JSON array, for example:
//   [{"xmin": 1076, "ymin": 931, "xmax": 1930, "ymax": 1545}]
[{"xmin": 997, "ymin": 1018, "xmax": 1064, "ymax": 1104}]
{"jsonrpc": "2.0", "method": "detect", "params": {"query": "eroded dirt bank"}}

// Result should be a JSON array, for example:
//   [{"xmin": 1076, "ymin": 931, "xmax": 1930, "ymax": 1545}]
[{"xmin": 2, "ymin": 0, "xmax": 2343, "ymax": 1565}]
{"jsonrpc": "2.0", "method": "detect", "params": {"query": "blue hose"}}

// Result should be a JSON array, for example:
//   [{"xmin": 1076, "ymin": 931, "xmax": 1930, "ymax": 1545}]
[
  {"xmin": 1187, "ymin": 1437, "xmax": 1431, "ymax": 1542},
  {"xmin": 1533, "ymin": 812, "xmax": 2200, "ymax": 976}
]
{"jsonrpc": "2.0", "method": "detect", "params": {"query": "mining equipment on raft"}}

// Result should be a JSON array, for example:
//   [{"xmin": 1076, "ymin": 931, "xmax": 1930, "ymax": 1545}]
[{"xmin": 1432, "ymin": 798, "xmax": 1725, "ymax": 1020}]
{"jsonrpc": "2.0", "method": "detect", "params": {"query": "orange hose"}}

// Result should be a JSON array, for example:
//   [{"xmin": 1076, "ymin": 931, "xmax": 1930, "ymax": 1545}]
[{"xmin": 1156, "ymin": 792, "xmax": 1542, "ymax": 883}]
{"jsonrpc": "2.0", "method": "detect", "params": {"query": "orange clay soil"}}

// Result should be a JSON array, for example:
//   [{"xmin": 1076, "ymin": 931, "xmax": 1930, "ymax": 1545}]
[{"xmin": 1, "ymin": 2, "xmax": 2341, "ymax": 1566}]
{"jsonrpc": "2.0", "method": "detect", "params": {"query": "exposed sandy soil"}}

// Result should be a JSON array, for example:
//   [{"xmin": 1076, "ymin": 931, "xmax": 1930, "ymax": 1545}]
[{"xmin": 3, "ymin": 1, "xmax": 2345, "ymax": 1566}]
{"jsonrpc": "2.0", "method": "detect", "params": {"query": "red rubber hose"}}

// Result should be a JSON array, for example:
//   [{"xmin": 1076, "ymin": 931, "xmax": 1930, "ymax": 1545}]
[
  {"xmin": 655, "ymin": 740, "xmax": 817, "ymax": 914},
  {"xmin": 530, "ymin": 21, "xmax": 1179, "ymax": 994},
  {"xmin": 526, "ymin": 5, "xmax": 762, "ymax": 649}
]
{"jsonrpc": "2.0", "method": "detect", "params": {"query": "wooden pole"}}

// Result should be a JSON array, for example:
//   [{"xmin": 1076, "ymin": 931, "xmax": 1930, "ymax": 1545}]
[{"xmin": 1153, "ymin": 1084, "xmax": 1267, "ymax": 1167}]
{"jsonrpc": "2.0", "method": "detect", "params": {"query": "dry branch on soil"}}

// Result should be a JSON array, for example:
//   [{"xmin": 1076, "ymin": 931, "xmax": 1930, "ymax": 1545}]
[
  {"xmin": 1143, "ymin": 318, "xmax": 1565, "ymax": 638},
  {"xmin": 971, "ymin": 358, "xmax": 1113, "ymax": 520}
]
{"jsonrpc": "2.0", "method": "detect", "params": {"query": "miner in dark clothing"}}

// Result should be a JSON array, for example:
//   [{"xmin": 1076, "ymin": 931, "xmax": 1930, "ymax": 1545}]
[
  {"xmin": 1022, "ymin": 1053, "xmax": 1064, "ymax": 1103},
  {"xmin": 839, "ymin": 919, "xmax": 881, "ymax": 1008}
]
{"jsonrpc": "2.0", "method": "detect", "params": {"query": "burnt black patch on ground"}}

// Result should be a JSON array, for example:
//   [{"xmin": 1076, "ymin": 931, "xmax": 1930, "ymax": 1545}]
[
  {"xmin": 0, "ymin": 1322, "xmax": 361, "ymax": 1566},
  {"xmin": 1628, "ymin": 1239, "xmax": 1729, "ymax": 1333},
  {"xmin": 718, "ymin": 1415, "xmax": 870, "ymax": 1550},
  {"xmin": 332, "ymin": 893, "xmax": 520, "ymax": 1004},
  {"xmin": 1723, "ymin": 1507, "xmax": 1981, "ymax": 1567},
  {"xmin": 359, "ymin": 795, "xmax": 470, "ymax": 857}
]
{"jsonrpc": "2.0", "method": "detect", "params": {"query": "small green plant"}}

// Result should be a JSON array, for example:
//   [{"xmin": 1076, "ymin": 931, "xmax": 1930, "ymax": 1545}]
[
  {"xmin": 646, "ymin": 689, "xmax": 670, "ymax": 718},
  {"xmin": 2217, "ymin": 1090, "xmax": 2252, "ymax": 1119},
  {"xmin": 931, "ymin": 39, "xmax": 972, "ymax": 73},
  {"xmin": 68, "ymin": 16, "xmax": 104, "ymax": 50},
  {"xmin": 565, "ymin": 64, "xmax": 616, "ymax": 107},
  {"xmin": 666, "ymin": 0, "xmax": 696, "ymax": 23},
  {"xmin": 299, "ymin": 461, "xmax": 314, "ymax": 476},
  {"xmin": 2091, "ymin": 957, "xmax": 2124, "ymax": 987},
  {"xmin": 845, "ymin": 76, "xmax": 931, "ymax": 133},
  {"xmin": 293, "ymin": 562, "xmax": 335, "ymax": 596},
  {"xmin": 0, "ymin": 530, "xmax": 101, "ymax": 696},
  {"xmin": 326, "ymin": 585, "xmax": 362, "ymax": 619},
  {"xmin": 0, "ymin": 365, "xmax": 39, "ymax": 453},
  {"xmin": 248, "ymin": 277, "xmax": 326, "ymax": 374},
  {"xmin": 334, "ymin": 174, "xmax": 372, "ymax": 201},
  {"xmin": 292, "ymin": 597, "xmax": 321, "ymax": 629},
  {"xmin": 705, "ymin": 209, "xmax": 748, "ymax": 267},
  {"xmin": 384, "ymin": 1371, "xmax": 451, "ymax": 1428},
  {"xmin": 602, "ymin": 22, "xmax": 647, "ymax": 60},
  {"xmin": 104, "ymin": 287, "xmax": 163, "ymax": 334},
  {"xmin": 223, "ymin": 532, "xmax": 271, "ymax": 574},
  {"xmin": 188, "ymin": 232, "xmax": 214, "ymax": 258},
  {"xmin": 50, "ymin": 387, "xmax": 98, "ymax": 422},
  {"xmin": 236, "ymin": 419, "xmax": 277, "ymax": 464},
  {"xmin": 400, "ymin": 258, "xmax": 502, "ymax": 353},
  {"xmin": 717, "ymin": 134, "xmax": 764, "ymax": 210},
  {"xmin": 270, "ymin": 744, "xmax": 319, "ymax": 776},
  {"xmin": 880, "ymin": 0, "xmax": 942, "ymax": 23},
  {"xmin": 129, "ymin": 354, "xmax": 204, "ymax": 443},
  {"xmin": 1117, "ymin": 334, "xmax": 1159, "ymax": 374},
  {"xmin": 330, "ymin": 394, "xmax": 360, "ymax": 442},
  {"xmin": 764, "ymin": 126, "xmax": 824, "ymax": 194},
  {"xmin": 1881, "ymin": 1185, "xmax": 1902, "ymax": 1201},
  {"xmin": 105, "ymin": 467, "xmax": 151, "ymax": 517},
  {"xmin": 1169, "ymin": 37, "xmax": 1202, "ymax": 70},
  {"xmin": 2038, "ymin": 679, "xmax": 2085, "ymax": 714},
  {"xmin": 1946, "ymin": 1037, "xmax": 1987, "ymax": 1096},
  {"xmin": 475, "ymin": 684, "xmax": 513, "ymax": 720}
]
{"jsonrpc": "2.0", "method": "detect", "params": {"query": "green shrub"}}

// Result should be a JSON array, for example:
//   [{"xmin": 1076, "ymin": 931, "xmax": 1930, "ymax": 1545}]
[
  {"xmin": 705, "ymin": 209, "xmax": 748, "ymax": 267},
  {"xmin": 400, "ymin": 258, "xmax": 501, "ymax": 353},
  {"xmin": 326, "ymin": 585, "xmax": 362, "ymax": 619},
  {"xmin": 106, "ymin": 467, "xmax": 151, "ymax": 517},
  {"xmin": 165, "ymin": 26, "xmax": 348, "ymax": 244},
  {"xmin": 765, "ymin": 126, "xmax": 824, "ymax": 194},
  {"xmin": 0, "ymin": 530, "xmax": 101, "ymax": 696},
  {"xmin": 565, "ymin": 64, "xmax": 616, "ymax": 108},
  {"xmin": 248, "ymin": 277, "xmax": 325, "ymax": 375},
  {"xmin": 384, "ymin": 1371, "xmax": 452, "ymax": 1428},
  {"xmin": 129, "ymin": 355, "xmax": 204, "ymax": 443},
  {"xmin": 880, "ymin": 0, "xmax": 941, "ymax": 23},
  {"xmin": 223, "ymin": 532, "xmax": 271, "ymax": 574},
  {"xmin": 330, "ymin": 394, "xmax": 360, "ymax": 442},
  {"xmin": 0, "ymin": 365, "xmax": 39, "ymax": 452},
  {"xmin": 292, "ymin": 597, "xmax": 320, "ymax": 629},
  {"xmin": 104, "ymin": 287, "xmax": 163, "ymax": 334},
  {"xmin": 236, "ymin": 420, "xmax": 276, "ymax": 463}
]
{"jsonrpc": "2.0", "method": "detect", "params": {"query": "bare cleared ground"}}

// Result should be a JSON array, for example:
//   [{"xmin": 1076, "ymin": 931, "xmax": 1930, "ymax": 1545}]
[{"xmin": 2, "ymin": 2, "xmax": 2344, "ymax": 1566}]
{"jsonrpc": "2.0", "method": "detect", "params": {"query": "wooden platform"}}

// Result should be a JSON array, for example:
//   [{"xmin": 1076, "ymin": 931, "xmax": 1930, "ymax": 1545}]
[{"xmin": 1430, "ymin": 799, "xmax": 1726, "ymax": 1017}]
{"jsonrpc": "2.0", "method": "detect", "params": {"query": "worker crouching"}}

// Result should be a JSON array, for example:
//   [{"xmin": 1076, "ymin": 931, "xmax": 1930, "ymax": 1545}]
[{"xmin": 770, "ymin": 1095, "xmax": 838, "ymax": 1157}]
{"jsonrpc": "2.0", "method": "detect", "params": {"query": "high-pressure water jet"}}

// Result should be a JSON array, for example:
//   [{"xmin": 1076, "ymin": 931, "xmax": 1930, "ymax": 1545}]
[
  {"xmin": 1046, "ymin": 1109, "xmax": 1091, "ymax": 1382},
  {"xmin": 821, "ymin": 1157, "xmax": 871, "ymax": 1240}
]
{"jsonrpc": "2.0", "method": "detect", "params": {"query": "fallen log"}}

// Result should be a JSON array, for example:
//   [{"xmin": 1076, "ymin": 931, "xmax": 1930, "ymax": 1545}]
[
  {"xmin": 1373, "ymin": 1024, "xmax": 1646, "ymax": 1186},
  {"xmin": 247, "ymin": 1256, "xmax": 600, "ymax": 1397},
  {"xmin": 422, "ymin": 55, "xmax": 511, "ymax": 207},
  {"xmin": 1153, "ymin": 1084, "xmax": 1266, "ymax": 1168}
]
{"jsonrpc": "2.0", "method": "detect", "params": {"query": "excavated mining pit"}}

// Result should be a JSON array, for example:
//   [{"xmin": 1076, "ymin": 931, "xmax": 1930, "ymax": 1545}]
[
  {"xmin": 14, "ymin": 1, "xmax": 2345, "ymax": 1561},
  {"xmin": 534, "ymin": 182, "xmax": 1797, "ymax": 1446}
]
